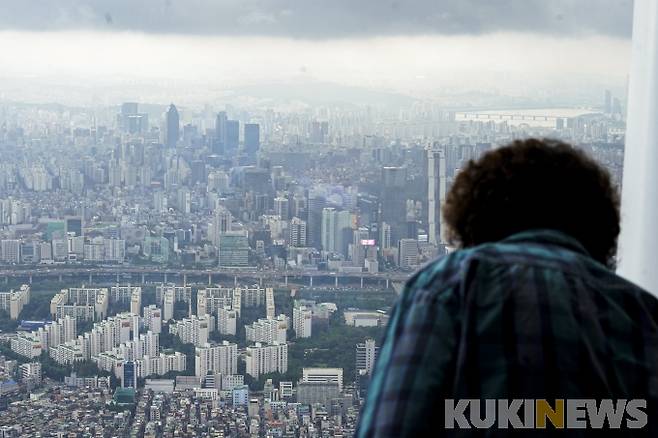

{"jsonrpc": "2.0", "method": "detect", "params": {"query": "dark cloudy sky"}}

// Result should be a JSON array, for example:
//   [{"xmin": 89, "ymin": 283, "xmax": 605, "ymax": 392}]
[
  {"xmin": 0, "ymin": 0, "xmax": 633, "ymax": 38},
  {"xmin": 0, "ymin": 1, "xmax": 634, "ymax": 105}
]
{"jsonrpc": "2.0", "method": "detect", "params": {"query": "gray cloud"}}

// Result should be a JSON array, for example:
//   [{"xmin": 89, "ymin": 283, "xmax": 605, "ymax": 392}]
[{"xmin": 0, "ymin": 0, "xmax": 633, "ymax": 38}]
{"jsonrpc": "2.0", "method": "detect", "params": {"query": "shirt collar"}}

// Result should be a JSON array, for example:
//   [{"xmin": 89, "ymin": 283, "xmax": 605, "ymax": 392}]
[{"xmin": 500, "ymin": 229, "xmax": 591, "ymax": 257}]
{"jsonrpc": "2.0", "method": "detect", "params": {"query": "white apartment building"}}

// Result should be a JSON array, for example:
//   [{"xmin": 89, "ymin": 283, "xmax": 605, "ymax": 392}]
[
  {"xmin": 130, "ymin": 288, "xmax": 142, "ymax": 315},
  {"xmin": 292, "ymin": 306, "xmax": 312, "ymax": 338},
  {"xmin": 217, "ymin": 306, "xmax": 237, "ymax": 336},
  {"xmin": 111, "ymin": 285, "xmax": 139, "ymax": 303},
  {"xmin": 197, "ymin": 286, "xmax": 236, "ymax": 316},
  {"xmin": 245, "ymin": 342, "xmax": 288, "ymax": 379},
  {"xmin": 155, "ymin": 284, "xmax": 191, "ymax": 305},
  {"xmin": 0, "ymin": 284, "xmax": 30, "ymax": 319},
  {"xmin": 163, "ymin": 289, "xmax": 175, "ymax": 321},
  {"xmin": 169, "ymin": 314, "xmax": 211, "ymax": 347},
  {"xmin": 239, "ymin": 284, "xmax": 265, "ymax": 308},
  {"xmin": 265, "ymin": 287, "xmax": 275, "ymax": 319},
  {"xmin": 356, "ymin": 338, "xmax": 378, "ymax": 376},
  {"xmin": 245, "ymin": 315, "xmax": 288, "ymax": 345},
  {"xmin": 11, "ymin": 333, "xmax": 43, "ymax": 359},
  {"xmin": 143, "ymin": 305, "xmax": 162, "ymax": 334},
  {"xmin": 194, "ymin": 341, "xmax": 238, "ymax": 378}
]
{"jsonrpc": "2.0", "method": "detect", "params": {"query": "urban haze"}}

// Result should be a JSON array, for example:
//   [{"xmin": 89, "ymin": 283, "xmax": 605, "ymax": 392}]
[{"xmin": 0, "ymin": 1, "xmax": 632, "ymax": 437}]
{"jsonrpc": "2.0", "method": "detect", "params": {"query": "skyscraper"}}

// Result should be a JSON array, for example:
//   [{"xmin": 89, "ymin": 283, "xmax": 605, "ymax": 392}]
[
  {"xmin": 306, "ymin": 195, "xmax": 326, "ymax": 249},
  {"xmin": 166, "ymin": 104, "xmax": 180, "ymax": 148},
  {"xmin": 321, "ymin": 208, "xmax": 353, "ymax": 256},
  {"xmin": 244, "ymin": 123, "xmax": 260, "ymax": 154},
  {"xmin": 321, "ymin": 207, "xmax": 337, "ymax": 252},
  {"xmin": 380, "ymin": 166, "xmax": 407, "ymax": 245},
  {"xmin": 225, "ymin": 120, "xmax": 240, "ymax": 154},
  {"xmin": 210, "ymin": 207, "xmax": 232, "ymax": 246},
  {"xmin": 428, "ymin": 144, "xmax": 447, "ymax": 246},
  {"xmin": 214, "ymin": 111, "xmax": 227, "ymax": 154}
]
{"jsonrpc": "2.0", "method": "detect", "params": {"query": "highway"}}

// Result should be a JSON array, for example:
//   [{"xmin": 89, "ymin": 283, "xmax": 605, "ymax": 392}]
[{"xmin": 0, "ymin": 265, "xmax": 412, "ymax": 288}]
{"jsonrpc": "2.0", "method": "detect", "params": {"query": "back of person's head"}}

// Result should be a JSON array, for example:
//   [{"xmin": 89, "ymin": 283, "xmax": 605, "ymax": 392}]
[{"xmin": 443, "ymin": 138, "xmax": 620, "ymax": 266}]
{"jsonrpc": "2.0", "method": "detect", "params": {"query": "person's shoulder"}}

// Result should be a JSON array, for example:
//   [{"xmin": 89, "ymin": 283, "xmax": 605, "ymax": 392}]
[
  {"xmin": 587, "ymin": 262, "xmax": 658, "ymax": 314},
  {"xmin": 402, "ymin": 248, "xmax": 476, "ymax": 302}
]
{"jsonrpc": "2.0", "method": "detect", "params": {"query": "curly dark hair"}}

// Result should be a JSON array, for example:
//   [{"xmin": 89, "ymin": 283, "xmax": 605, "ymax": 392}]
[{"xmin": 442, "ymin": 138, "xmax": 620, "ymax": 266}]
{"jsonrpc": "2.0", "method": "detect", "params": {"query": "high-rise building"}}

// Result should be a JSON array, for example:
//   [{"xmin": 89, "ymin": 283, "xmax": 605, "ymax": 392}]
[
  {"xmin": 143, "ymin": 305, "xmax": 162, "ymax": 334},
  {"xmin": 165, "ymin": 104, "xmax": 180, "ymax": 148},
  {"xmin": 244, "ymin": 123, "xmax": 260, "ymax": 154},
  {"xmin": 265, "ymin": 287, "xmax": 275, "ymax": 320},
  {"xmin": 155, "ymin": 284, "xmax": 192, "ymax": 305},
  {"xmin": 163, "ymin": 290, "xmax": 174, "ymax": 321},
  {"xmin": 210, "ymin": 207, "xmax": 232, "ymax": 246},
  {"xmin": 1, "ymin": 240, "xmax": 20, "ymax": 264},
  {"xmin": 169, "ymin": 315, "xmax": 211, "ymax": 347},
  {"xmin": 217, "ymin": 306, "xmax": 237, "ymax": 336},
  {"xmin": 321, "ymin": 208, "xmax": 353, "ymax": 256},
  {"xmin": 293, "ymin": 305, "xmax": 312, "ymax": 338},
  {"xmin": 238, "ymin": 284, "xmax": 264, "ymax": 308},
  {"xmin": 214, "ymin": 111, "xmax": 227, "ymax": 154},
  {"xmin": 398, "ymin": 238, "xmax": 419, "ymax": 269},
  {"xmin": 380, "ymin": 166, "xmax": 408, "ymax": 245},
  {"xmin": 245, "ymin": 342, "xmax": 288, "ymax": 379},
  {"xmin": 306, "ymin": 195, "xmax": 326, "ymax": 249},
  {"xmin": 245, "ymin": 315, "xmax": 288, "ymax": 345},
  {"xmin": 356, "ymin": 338, "xmax": 378, "ymax": 376},
  {"xmin": 139, "ymin": 330, "xmax": 159, "ymax": 358},
  {"xmin": 197, "ymin": 287, "xmax": 237, "ymax": 316},
  {"xmin": 321, "ymin": 207, "xmax": 336, "ymax": 252},
  {"xmin": 274, "ymin": 197, "xmax": 290, "ymax": 220},
  {"xmin": 143, "ymin": 236, "xmax": 170, "ymax": 264},
  {"xmin": 0, "ymin": 284, "xmax": 31, "ymax": 319},
  {"xmin": 122, "ymin": 361, "xmax": 136, "ymax": 388},
  {"xmin": 195, "ymin": 341, "xmax": 238, "ymax": 378},
  {"xmin": 118, "ymin": 103, "xmax": 148, "ymax": 134},
  {"xmin": 130, "ymin": 288, "xmax": 141, "ymax": 315},
  {"xmin": 218, "ymin": 232, "xmax": 249, "ymax": 267},
  {"xmin": 117, "ymin": 102, "xmax": 139, "ymax": 132},
  {"xmin": 225, "ymin": 120, "xmax": 240, "ymax": 153},
  {"xmin": 428, "ymin": 145, "xmax": 447, "ymax": 246},
  {"xmin": 289, "ymin": 217, "xmax": 307, "ymax": 248}
]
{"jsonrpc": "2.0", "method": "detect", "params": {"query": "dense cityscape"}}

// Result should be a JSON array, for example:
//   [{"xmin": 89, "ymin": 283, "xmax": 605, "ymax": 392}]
[{"xmin": 0, "ymin": 91, "xmax": 627, "ymax": 436}]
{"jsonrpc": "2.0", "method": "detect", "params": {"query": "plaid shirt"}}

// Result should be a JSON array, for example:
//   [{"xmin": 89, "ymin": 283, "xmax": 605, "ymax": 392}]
[{"xmin": 356, "ymin": 229, "xmax": 658, "ymax": 437}]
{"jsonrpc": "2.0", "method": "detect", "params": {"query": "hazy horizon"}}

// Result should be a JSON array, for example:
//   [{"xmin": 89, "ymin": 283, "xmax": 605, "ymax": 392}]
[{"xmin": 0, "ymin": 1, "xmax": 633, "ymax": 108}]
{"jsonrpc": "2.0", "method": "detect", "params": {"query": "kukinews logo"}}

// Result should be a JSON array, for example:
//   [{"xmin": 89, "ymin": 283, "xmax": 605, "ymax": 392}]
[{"xmin": 445, "ymin": 399, "xmax": 647, "ymax": 429}]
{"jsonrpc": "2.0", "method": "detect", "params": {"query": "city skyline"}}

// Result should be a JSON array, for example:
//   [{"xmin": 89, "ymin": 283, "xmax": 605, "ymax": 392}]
[{"xmin": 0, "ymin": 2, "xmax": 646, "ymax": 436}]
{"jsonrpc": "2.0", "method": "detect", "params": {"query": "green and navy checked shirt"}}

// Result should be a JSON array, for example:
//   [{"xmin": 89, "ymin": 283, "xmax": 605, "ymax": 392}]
[{"xmin": 356, "ymin": 229, "xmax": 658, "ymax": 437}]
